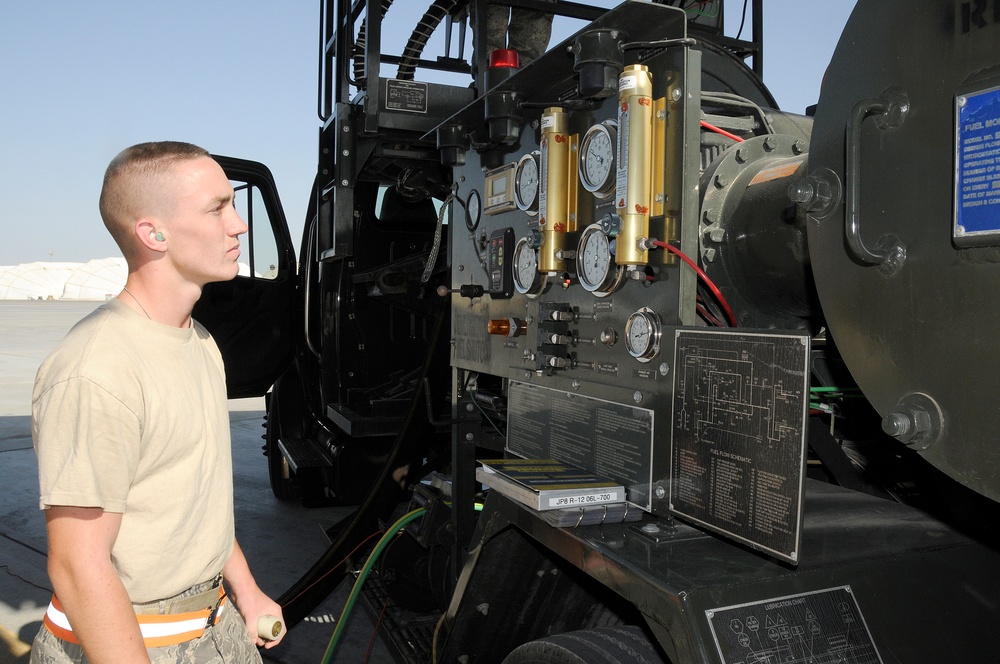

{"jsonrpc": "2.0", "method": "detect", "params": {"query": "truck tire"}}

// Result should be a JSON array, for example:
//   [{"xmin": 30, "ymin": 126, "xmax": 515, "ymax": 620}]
[
  {"xmin": 500, "ymin": 626, "xmax": 667, "ymax": 664},
  {"xmin": 265, "ymin": 394, "xmax": 301, "ymax": 501}
]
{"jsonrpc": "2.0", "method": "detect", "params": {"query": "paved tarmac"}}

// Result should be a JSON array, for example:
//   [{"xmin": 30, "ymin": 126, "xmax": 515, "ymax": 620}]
[{"xmin": 0, "ymin": 301, "xmax": 392, "ymax": 663}]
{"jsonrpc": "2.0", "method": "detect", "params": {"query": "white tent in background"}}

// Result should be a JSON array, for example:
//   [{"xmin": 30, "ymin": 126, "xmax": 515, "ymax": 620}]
[
  {"xmin": 62, "ymin": 258, "xmax": 127, "ymax": 300},
  {"xmin": 0, "ymin": 258, "xmax": 127, "ymax": 300},
  {"xmin": 0, "ymin": 262, "xmax": 80, "ymax": 300}
]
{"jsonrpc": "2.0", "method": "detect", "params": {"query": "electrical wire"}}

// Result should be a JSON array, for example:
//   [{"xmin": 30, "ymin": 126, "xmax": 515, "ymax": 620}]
[
  {"xmin": 279, "ymin": 530, "xmax": 382, "ymax": 609},
  {"xmin": 734, "ymin": 0, "xmax": 750, "ymax": 40},
  {"xmin": 364, "ymin": 597, "xmax": 392, "ymax": 663},
  {"xmin": 651, "ymin": 239, "xmax": 737, "ymax": 327},
  {"xmin": 700, "ymin": 120, "xmax": 744, "ymax": 143},
  {"xmin": 683, "ymin": 0, "xmax": 719, "ymax": 18},
  {"xmin": 696, "ymin": 301, "xmax": 724, "ymax": 327}
]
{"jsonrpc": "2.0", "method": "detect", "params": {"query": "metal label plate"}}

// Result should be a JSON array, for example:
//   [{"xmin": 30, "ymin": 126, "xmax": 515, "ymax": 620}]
[
  {"xmin": 669, "ymin": 329, "xmax": 809, "ymax": 563},
  {"xmin": 384, "ymin": 79, "xmax": 428, "ymax": 113},
  {"xmin": 954, "ymin": 83, "xmax": 1000, "ymax": 245},
  {"xmin": 706, "ymin": 586, "xmax": 883, "ymax": 664}
]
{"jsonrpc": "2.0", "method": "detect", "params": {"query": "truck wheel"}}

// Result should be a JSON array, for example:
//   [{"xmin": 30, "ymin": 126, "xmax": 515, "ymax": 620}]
[
  {"xmin": 501, "ymin": 626, "xmax": 667, "ymax": 664},
  {"xmin": 265, "ymin": 396, "xmax": 301, "ymax": 501}
]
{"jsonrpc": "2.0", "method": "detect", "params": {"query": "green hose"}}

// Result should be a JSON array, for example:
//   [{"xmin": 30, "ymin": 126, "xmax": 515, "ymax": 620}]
[
  {"xmin": 320, "ymin": 507, "xmax": 427, "ymax": 663},
  {"xmin": 320, "ymin": 502, "xmax": 485, "ymax": 663}
]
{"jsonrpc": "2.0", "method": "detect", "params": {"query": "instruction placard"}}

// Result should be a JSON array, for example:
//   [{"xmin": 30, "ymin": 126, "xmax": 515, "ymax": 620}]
[{"xmin": 955, "ymin": 84, "xmax": 1000, "ymax": 246}]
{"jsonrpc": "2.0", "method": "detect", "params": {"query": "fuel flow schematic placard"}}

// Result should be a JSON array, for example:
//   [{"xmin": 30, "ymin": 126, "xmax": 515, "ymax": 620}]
[{"xmin": 669, "ymin": 329, "xmax": 809, "ymax": 563}]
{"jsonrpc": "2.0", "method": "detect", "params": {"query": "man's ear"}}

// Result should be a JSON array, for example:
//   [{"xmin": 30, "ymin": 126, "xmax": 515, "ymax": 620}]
[{"xmin": 135, "ymin": 218, "xmax": 167, "ymax": 252}]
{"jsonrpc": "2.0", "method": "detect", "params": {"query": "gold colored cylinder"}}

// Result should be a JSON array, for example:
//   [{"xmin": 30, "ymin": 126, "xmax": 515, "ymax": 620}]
[
  {"xmin": 539, "ymin": 107, "xmax": 571, "ymax": 273},
  {"xmin": 615, "ymin": 64, "xmax": 654, "ymax": 266}
]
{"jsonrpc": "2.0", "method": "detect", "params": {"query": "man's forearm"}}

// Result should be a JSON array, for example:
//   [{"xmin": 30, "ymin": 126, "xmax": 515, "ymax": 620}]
[{"xmin": 48, "ymin": 558, "xmax": 150, "ymax": 664}]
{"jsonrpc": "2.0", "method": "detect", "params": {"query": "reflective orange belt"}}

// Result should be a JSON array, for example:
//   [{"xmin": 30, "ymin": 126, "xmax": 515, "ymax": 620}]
[{"xmin": 43, "ymin": 589, "xmax": 227, "ymax": 648}]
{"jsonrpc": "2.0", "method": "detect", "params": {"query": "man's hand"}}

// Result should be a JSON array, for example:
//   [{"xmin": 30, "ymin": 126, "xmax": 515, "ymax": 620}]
[{"xmin": 222, "ymin": 538, "xmax": 286, "ymax": 648}]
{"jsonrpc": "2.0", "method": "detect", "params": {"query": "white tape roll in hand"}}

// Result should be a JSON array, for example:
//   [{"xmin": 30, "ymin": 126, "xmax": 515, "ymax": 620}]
[{"xmin": 257, "ymin": 615, "xmax": 284, "ymax": 641}]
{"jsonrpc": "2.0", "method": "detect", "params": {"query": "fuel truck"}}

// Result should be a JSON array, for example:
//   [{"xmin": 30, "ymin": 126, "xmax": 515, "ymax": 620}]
[{"xmin": 191, "ymin": 0, "xmax": 1000, "ymax": 661}]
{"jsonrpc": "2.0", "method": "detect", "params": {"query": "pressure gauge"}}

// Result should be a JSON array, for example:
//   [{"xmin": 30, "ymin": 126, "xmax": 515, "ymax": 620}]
[
  {"xmin": 466, "ymin": 189, "xmax": 482, "ymax": 231},
  {"xmin": 512, "ymin": 236, "xmax": 547, "ymax": 298},
  {"xmin": 579, "ymin": 121, "xmax": 618, "ymax": 198},
  {"xmin": 624, "ymin": 307, "xmax": 661, "ymax": 362},
  {"xmin": 514, "ymin": 151, "xmax": 540, "ymax": 214},
  {"xmin": 576, "ymin": 224, "xmax": 625, "ymax": 297}
]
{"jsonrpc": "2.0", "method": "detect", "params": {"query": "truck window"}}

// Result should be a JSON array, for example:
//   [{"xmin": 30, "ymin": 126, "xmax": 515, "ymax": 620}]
[{"xmin": 232, "ymin": 181, "xmax": 280, "ymax": 280}]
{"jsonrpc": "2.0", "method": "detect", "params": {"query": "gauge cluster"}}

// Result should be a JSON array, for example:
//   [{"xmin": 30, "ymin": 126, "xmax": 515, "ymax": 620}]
[{"xmin": 448, "ymin": 66, "xmax": 694, "ymax": 386}]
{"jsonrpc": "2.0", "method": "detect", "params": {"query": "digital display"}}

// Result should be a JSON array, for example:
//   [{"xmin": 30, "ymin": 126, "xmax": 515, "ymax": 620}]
[{"xmin": 484, "ymin": 163, "xmax": 516, "ymax": 215}]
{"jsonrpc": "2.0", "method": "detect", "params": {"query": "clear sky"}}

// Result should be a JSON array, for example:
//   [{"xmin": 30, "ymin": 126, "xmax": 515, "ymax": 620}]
[{"xmin": 0, "ymin": 1, "xmax": 855, "ymax": 267}]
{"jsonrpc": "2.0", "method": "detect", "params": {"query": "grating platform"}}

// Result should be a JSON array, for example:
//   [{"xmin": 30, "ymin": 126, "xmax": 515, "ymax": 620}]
[{"xmin": 356, "ymin": 571, "xmax": 441, "ymax": 664}]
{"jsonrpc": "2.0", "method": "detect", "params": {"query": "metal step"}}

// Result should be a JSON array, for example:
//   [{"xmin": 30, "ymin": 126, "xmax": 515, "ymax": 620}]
[{"xmin": 277, "ymin": 437, "xmax": 333, "ymax": 473}]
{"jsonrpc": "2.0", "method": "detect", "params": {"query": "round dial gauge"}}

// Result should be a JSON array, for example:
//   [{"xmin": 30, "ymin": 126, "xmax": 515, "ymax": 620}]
[
  {"xmin": 579, "ymin": 121, "xmax": 618, "ymax": 198},
  {"xmin": 512, "ymin": 236, "xmax": 547, "ymax": 297},
  {"xmin": 465, "ymin": 189, "xmax": 482, "ymax": 231},
  {"xmin": 514, "ymin": 151, "xmax": 540, "ymax": 214},
  {"xmin": 576, "ymin": 224, "xmax": 625, "ymax": 296},
  {"xmin": 624, "ymin": 307, "xmax": 661, "ymax": 362}
]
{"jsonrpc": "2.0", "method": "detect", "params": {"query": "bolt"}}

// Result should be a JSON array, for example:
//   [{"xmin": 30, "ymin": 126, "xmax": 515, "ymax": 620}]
[
  {"xmin": 735, "ymin": 148, "xmax": 748, "ymax": 164},
  {"xmin": 342, "ymin": 125, "xmax": 350, "ymax": 132},
  {"xmin": 342, "ymin": 149, "xmax": 350, "ymax": 156},
  {"xmin": 341, "ymin": 179, "xmax": 349, "ymax": 186},
  {"xmin": 704, "ymin": 247, "xmax": 717, "ymax": 262},
  {"xmin": 633, "ymin": 390, "xmax": 643, "ymax": 404},
  {"xmin": 655, "ymin": 486, "xmax": 666, "ymax": 499},
  {"xmin": 703, "ymin": 209, "xmax": 720, "ymax": 225},
  {"xmin": 714, "ymin": 174, "xmax": 729, "ymax": 189},
  {"xmin": 763, "ymin": 136, "xmax": 777, "ymax": 151},
  {"xmin": 671, "ymin": 88, "xmax": 682, "ymax": 101},
  {"xmin": 882, "ymin": 411, "xmax": 911, "ymax": 437},
  {"xmin": 465, "ymin": 432, "xmax": 475, "ymax": 441},
  {"xmin": 792, "ymin": 140, "xmax": 806, "ymax": 155},
  {"xmin": 709, "ymin": 228, "xmax": 726, "ymax": 243},
  {"xmin": 788, "ymin": 180, "xmax": 815, "ymax": 205},
  {"xmin": 882, "ymin": 405, "xmax": 931, "ymax": 444},
  {"xmin": 458, "ymin": 264, "xmax": 465, "ymax": 271},
  {"xmin": 641, "ymin": 523, "xmax": 660, "ymax": 534},
  {"xmin": 466, "ymin": 403, "xmax": 475, "ymax": 412},
  {"xmin": 659, "ymin": 362, "xmax": 669, "ymax": 376},
  {"xmin": 572, "ymin": 380, "xmax": 581, "ymax": 391}
]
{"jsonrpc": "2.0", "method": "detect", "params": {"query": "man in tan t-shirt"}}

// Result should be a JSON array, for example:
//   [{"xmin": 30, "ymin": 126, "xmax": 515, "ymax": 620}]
[{"xmin": 30, "ymin": 142, "xmax": 284, "ymax": 663}]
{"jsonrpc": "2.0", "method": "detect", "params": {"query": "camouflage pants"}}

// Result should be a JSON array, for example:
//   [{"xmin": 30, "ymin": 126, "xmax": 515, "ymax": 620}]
[
  {"xmin": 29, "ymin": 583, "xmax": 261, "ymax": 664},
  {"xmin": 473, "ymin": 0, "xmax": 556, "ymax": 66}
]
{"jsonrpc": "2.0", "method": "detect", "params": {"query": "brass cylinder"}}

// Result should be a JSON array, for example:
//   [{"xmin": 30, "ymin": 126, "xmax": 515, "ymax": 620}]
[
  {"xmin": 615, "ymin": 64, "xmax": 654, "ymax": 266},
  {"xmin": 539, "ymin": 107, "xmax": 571, "ymax": 273}
]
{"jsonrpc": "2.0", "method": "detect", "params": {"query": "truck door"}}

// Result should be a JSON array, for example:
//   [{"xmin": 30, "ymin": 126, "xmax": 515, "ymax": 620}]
[{"xmin": 193, "ymin": 155, "xmax": 298, "ymax": 398}]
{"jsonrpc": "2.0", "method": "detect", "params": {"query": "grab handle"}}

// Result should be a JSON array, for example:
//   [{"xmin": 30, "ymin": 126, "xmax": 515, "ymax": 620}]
[{"xmin": 845, "ymin": 89, "xmax": 909, "ymax": 274}]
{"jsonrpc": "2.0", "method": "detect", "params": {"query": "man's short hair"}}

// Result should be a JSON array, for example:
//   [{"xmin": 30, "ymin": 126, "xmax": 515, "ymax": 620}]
[{"xmin": 99, "ymin": 141, "xmax": 211, "ymax": 260}]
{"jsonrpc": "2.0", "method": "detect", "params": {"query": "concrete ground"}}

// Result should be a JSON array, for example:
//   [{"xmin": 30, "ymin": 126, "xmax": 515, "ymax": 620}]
[{"xmin": 0, "ymin": 301, "xmax": 393, "ymax": 663}]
